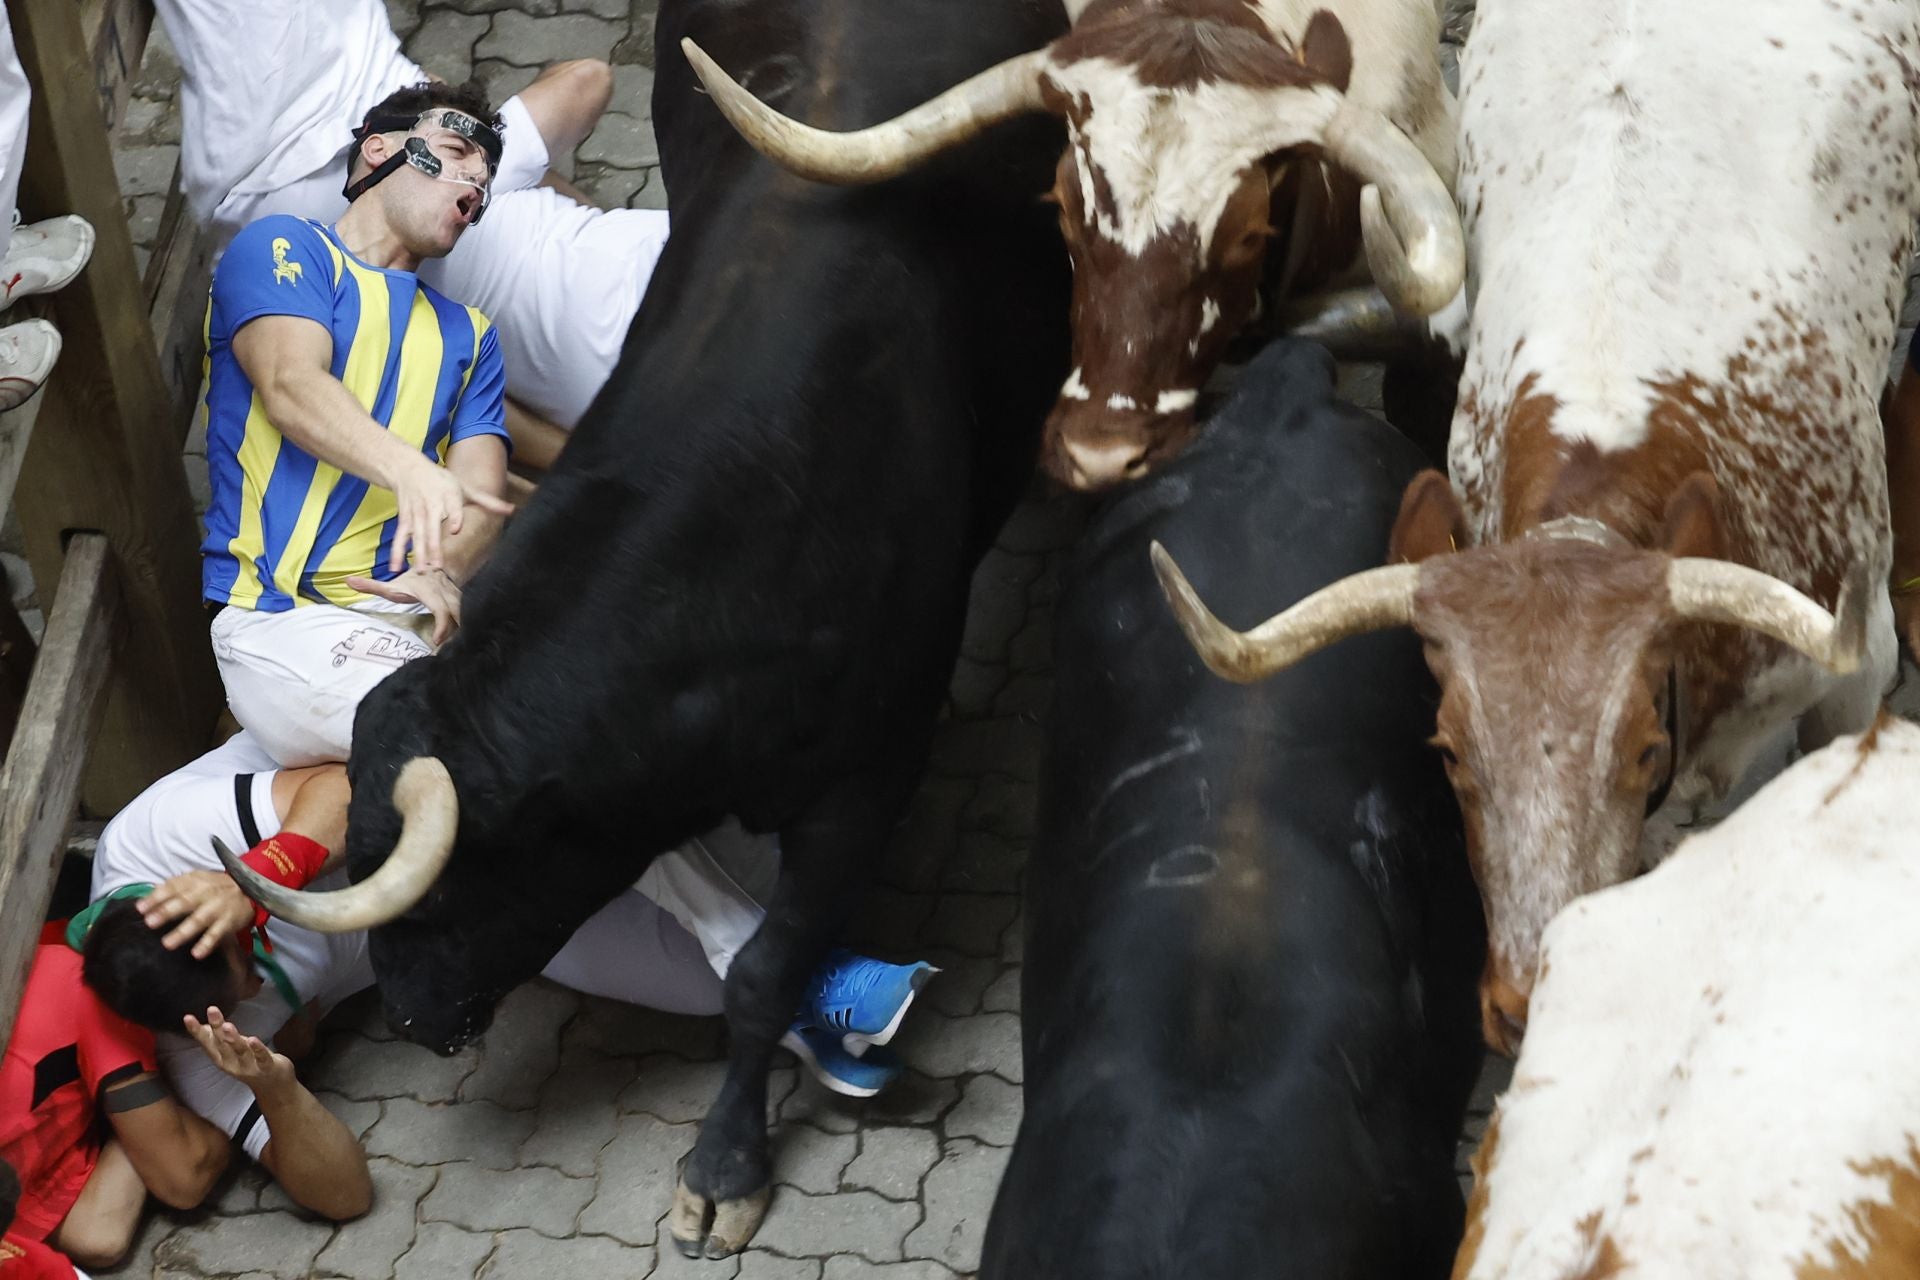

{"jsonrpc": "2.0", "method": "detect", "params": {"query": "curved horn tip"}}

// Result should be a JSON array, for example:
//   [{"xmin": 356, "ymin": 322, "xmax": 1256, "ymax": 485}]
[
  {"xmin": 1148, "ymin": 542, "xmax": 1262, "ymax": 684},
  {"xmin": 1360, "ymin": 186, "xmax": 1463, "ymax": 318}
]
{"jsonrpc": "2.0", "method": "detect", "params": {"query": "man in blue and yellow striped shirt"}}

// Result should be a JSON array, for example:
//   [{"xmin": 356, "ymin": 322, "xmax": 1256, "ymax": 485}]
[{"xmin": 202, "ymin": 81, "xmax": 515, "ymax": 768}]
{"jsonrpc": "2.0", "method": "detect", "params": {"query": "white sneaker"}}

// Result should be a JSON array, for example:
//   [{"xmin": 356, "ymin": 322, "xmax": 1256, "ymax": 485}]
[
  {"xmin": 0, "ymin": 319, "xmax": 61, "ymax": 411},
  {"xmin": 1, "ymin": 213, "xmax": 95, "ymax": 313}
]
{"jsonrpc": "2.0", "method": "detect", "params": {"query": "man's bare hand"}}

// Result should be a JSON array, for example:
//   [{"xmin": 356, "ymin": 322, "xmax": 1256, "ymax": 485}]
[
  {"xmin": 185, "ymin": 1008, "xmax": 297, "ymax": 1095},
  {"xmin": 140, "ymin": 872, "xmax": 255, "ymax": 959},
  {"xmin": 344, "ymin": 567, "xmax": 462, "ymax": 646},
  {"xmin": 389, "ymin": 454, "xmax": 514, "ymax": 573}
]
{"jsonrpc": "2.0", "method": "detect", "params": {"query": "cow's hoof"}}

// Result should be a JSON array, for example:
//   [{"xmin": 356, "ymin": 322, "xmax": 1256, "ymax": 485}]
[{"xmin": 669, "ymin": 1176, "xmax": 771, "ymax": 1259}]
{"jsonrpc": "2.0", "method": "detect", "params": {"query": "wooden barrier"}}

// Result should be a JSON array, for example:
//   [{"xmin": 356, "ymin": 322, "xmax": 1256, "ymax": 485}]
[
  {"xmin": 0, "ymin": 534, "xmax": 120, "ymax": 1047},
  {"xmin": 7, "ymin": 0, "xmax": 220, "ymax": 816}
]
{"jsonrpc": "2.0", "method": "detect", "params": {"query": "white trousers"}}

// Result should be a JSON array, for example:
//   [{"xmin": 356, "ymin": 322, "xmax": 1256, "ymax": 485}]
[
  {"xmin": 210, "ymin": 600, "xmax": 773, "ymax": 984},
  {"xmin": 0, "ymin": 6, "xmax": 29, "ymax": 264}
]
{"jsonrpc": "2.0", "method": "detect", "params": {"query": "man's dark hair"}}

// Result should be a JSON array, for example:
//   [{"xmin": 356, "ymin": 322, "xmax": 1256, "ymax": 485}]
[
  {"xmin": 360, "ymin": 79, "xmax": 503, "ymax": 142},
  {"xmin": 81, "ymin": 899, "xmax": 241, "ymax": 1033}
]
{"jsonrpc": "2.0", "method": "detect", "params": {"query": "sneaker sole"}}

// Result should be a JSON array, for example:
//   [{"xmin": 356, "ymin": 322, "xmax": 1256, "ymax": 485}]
[
  {"xmin": 779, "ymin": 1030, "xmax": 885, "ymax": 1099},
  {"xmin": 842, "ymin": 964, "xmax": 936, "ymax": 1055}
]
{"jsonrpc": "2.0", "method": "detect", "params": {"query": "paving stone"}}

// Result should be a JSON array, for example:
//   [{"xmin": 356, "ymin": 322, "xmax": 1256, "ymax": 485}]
[
  {"xmin": 903, "ymin": 1139, "xmax": 1010, "ymax": 1273},
  {"xmin": 610, "ymin": 21, "xmax": 655, "ymax": 67},
  {"xmin": 608, "ymin": 64, "xmax": 657, "ymax": 121},
  {"xmin": 443, "ymin": 0, "xmax": 558, "ymax": 12},
  {"xmin": 845, "ymin": 1127, "xmax": 941, "ymax": 1201},
  {"xmin": 579, "ymin": 1113, "xmax": 698, "ymax": 1245},
  {"xmin": 568, "ymin": 994, "xmax": 724, "ymax": 1059},
  {"xmin": 650, "ymin": 1217, "xmax": 741, "ymax": 1279},
  {"xmin": 155, "ymin": 1212, "xmax": 331, "ymax": 1278},
  {"xmin": 961, "ymin": 776, "xmax": 1034, "ymax": 842},
  {"xmin": 920, "ymin": 893, "xmax": 1020, "ymax": 958},
  {"xmin": 948, "ymin": 656, "xmax": 1008, "ymax": 718},
  {"xmin": 771, "ymin": 1122, "xmax": 859, "ymax": 1194},
  {"xmin": 618, "ymin": 1052, "xmax": 729, "ymax": 1123},
  {"xmin": 459, "ymin": 980, "xmax": 582, "ymax": 1108},
  {"xmin": 484, "ymin": 1228, "xmax": 654, "ymax": 1277},
  {"xmin": 384, "ymin": 0, "xmax": 423, "ymax": 39},
  {"xmin": 897, "ymin": 1011, "xmax": 1022, "ymax": 1083},
  {"xmin": 1001, "ymin": 908, "xmax": 1026, "ymax": 962},
  {"xmin": 404, "ymin": 8, "xmax": 489, "ymax": 83},
  {"xmin": 118, "ymin": 96, "xmax": 174, "ymax": 143},
  {"xmin": 313, "ymin": 1158, "xmax": 437, "ymax": 1278},
  {"xmin": 579, "ymin": 111, "xmax": 661, "ymax": 168},
  {"xmin": 777, "ymin": 1073, "xmax": 862, "ymax": 1135},
  {"xmin": 963, "ymin": 548, "xmax": 1044, "ymax": 662},
  {"xmin": 926, "ymin": 716, "xmax": 1042, "ymax": 782},
  {"xmin": 1009, "ymin": 615, "xmax": 1054, "ymax": 672},
  {"xmin": 824, "ymin": 1261, "xmax": 963, "ymax": 1280},
  {"xmin": 395, "ymin": 1222, "xmax": 496, "ymax": 1279},
  {"xmin": 753, "ymin": 1188, "xmax": 919, "ymax": 1264},
  {"xmin": 473, "ymin": 58, "xmax": 542, "ymax": 116},
  {"xmin": 315, "ymin": 1090, "xmax": 384, "ymax": 1141},
  {"xmin": 862, "ymin": 1072, "xmax": 962, "ymax": 1128},
  {"xmin": 478, "ymin": 11, "xmax": 625, "ymax": 67},
  {"xmin": 737, "ymin": 1255, "xmax": 824, "ymax": 1280},
  {"xmin": 881, "ymin": 778, "xmax": 972, "ymax": 893},
  {"xmin": 919, "ymin": 952, "xmax": 999, "ymax": 1018},
  {"xmin": 991, "ymin": 671, "xmax": 1052, "ymax": 720},
  {"xmin": 365, "ymin": 1095, "xmax": 538, "ymax": 1170},
  {"xmin": 561, "ymin": 0, "xmax": 637, "ymax": 25},
  {"xmin": 131, "ymin": 26, "xmax": 181, "ymax": 98},
  {"xmin": 940, "ymin": 831, "xmax": 1026, "ymax": 894},
  {"xmin": 304, "ymin": 1035, "xmax": 479, "ymax": 1103},
  {"xmin": 519, "ymin": 1047, "xmax": 631, "ymax": 1175},
  {"xmin": 980, "ymin": 965, "xmax": 1021, "ymax": 1014},
  {"xmin": 421, "ymin": 1159, "xmax": 594, "ymax": 1237},
  {"xmin": 946, "ymin": 1073, "xmax": 1023, "ymax": 1148},
  {"xmin": 628, "ymin": 166, "xmax": 671, "ymax": 210},
  {"xmin": 113, "ymin": 144, "xmax": 177, "ymax": 198}
]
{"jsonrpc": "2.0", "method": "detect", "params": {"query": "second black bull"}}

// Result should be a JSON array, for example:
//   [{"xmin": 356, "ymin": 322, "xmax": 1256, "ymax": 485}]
[
  {"xmin": 221, "ymin": 0, "xmax": 1071, "ymax": 1258},
  {"xmin": 984, "ymin": 339, "xmax": 1485, "ymax": 1278}
]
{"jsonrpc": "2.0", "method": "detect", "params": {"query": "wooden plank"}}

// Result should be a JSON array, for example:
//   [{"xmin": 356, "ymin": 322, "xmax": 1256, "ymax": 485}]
[
  {"xmin": 143, "ymin": 158, "xmax": 217, "ymax": 443},
  {"xmin": 8, "ymin": 0, "xmax": 222, "ymax": 812},
  {"xmin": 79, "ymin": 0, "xmax": 151, "ymax": 133},
  {"xmin": 0, "ymin": 534, "xmax": 120, "ymax": 1052}
]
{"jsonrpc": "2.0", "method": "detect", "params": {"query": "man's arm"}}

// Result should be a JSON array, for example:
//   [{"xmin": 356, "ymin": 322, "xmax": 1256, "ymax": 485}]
[
  {"xmin": 186, "ymin": 1009, "xmax": 371, "ymax": 1221},
  {"xmin": 506, "ymin": 397, "xmax": 570, "ymax": 474},
  {"xmin": 517, "ymin": 60, "xmax": 614, "ymax": 169},
  {"xmin": 232, "ymin": 314, "xmax": 511, "ymax": 571},
  {"xmin": 100, "ymin": 1074, "xmax": 232, "ymax": 1209}
]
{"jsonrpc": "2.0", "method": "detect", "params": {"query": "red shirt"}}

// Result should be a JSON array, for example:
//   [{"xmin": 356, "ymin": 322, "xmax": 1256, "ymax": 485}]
[
  {"xmin": 0, "ymin": 931, "xmax": 158, "ymax": 1241},
  {"xmin": 0, "ymin": 1233, "xmax": 76, "ymax": 1279}
]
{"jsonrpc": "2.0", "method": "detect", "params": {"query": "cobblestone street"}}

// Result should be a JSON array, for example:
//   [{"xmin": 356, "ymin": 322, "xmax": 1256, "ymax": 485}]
[{"xmin": 30, "ymin": 0, "xmax": 1918, "ymax": 1276}]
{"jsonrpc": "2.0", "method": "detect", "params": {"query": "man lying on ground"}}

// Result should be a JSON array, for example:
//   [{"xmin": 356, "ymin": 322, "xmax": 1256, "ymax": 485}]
[
  {"xmin": 0, "ymin": 924, "xmax": 228, "ymax": 1272},
  {"xmin": 71, "ymin": 731, "xmax": 935, "ymax": 1215}
]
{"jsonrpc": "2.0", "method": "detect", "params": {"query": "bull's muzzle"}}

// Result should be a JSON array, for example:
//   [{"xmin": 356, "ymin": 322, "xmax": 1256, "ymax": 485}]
[{"xmin": 1042, "ymin": 399, "xmax": 1196, "ymax": 491}]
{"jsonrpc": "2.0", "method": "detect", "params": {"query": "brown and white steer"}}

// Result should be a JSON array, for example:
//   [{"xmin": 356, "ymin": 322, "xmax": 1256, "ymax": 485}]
[
  {"xmin": 1455, "ymin": 715, "xmax": 1920, "ymax": 1280},
  {"xmin": 679, "ymin": 0, "xmax": 1464, "ymax": 489},
  {"xmin": 1151, "ymin": 0, "xmax": 1913, "ymax": 1052}
]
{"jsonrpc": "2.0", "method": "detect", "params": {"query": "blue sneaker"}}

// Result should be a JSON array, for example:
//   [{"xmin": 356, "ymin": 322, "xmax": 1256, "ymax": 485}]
[
  {"xmin": 802, "ymin": 950, "xmax": 939, "ymax": 1054},
  {"xmin": 780, "ymin": 1023, "xmax": 904, "ymax": 1098}
]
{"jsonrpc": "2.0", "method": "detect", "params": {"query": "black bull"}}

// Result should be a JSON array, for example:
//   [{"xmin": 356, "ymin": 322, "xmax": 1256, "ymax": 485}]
[
  {"xmin": 341, "ymin": 0, "xmax": 1069, "ymax": 1255},
  {"xmin": 983, "ymin": 339, "xmax": 1485, "ymax": 1278}
]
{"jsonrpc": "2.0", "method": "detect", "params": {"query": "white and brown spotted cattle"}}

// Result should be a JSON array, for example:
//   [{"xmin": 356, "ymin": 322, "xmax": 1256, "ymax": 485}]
[
  {"xmin": 1153, "ymin": 0, "xmax": 1915, "ymax": 1052},
  {"xmin": 1455, "ymin": 714, "xmax": 1920, "ymax": 1280},
  {"xmin": 679, "ymin": 0, "xmax": 1465, "ymax": 489}
]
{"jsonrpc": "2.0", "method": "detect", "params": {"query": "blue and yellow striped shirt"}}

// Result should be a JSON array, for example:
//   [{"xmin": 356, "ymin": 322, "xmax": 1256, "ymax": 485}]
[{"xmin": 199, "ymin": 216, "xmax": 510, "ymax": 612}]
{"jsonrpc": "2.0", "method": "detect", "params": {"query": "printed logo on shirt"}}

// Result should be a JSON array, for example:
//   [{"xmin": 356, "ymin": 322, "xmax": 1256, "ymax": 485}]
[
  {"xmin": 271, "ymin": 238, "xmax": 303, "ymax": 285},
  {"xmin": 329, "ymin": 627, "xmax": 431, "ymax": 671}
]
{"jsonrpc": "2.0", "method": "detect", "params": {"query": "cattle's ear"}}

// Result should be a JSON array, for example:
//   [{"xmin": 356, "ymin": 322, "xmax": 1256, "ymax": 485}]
[
  {"xmin": 1390, "ymin": 469, "xmax": 1466, "ymax": 564},
  {"xmin": 1660, "ymin": 471, "xmax": 1725, "ymax": 562},
  {"xmin": 1299, "ymin": 11, "xmax": 1353, "ymax": 93}
]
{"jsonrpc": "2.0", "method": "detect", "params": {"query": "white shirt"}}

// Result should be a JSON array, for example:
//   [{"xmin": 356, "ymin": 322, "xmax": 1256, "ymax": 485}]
[
  {"xmin": 91, "ymin": 731, "xmax": 372, "ymax": 1159},
  {"xmin": 154, "ymin": 0, "xmax": 421, "ymax": 224},
  {"xmin": 419, "ymin": 192, "xmax": 670, "ymax": 429}
]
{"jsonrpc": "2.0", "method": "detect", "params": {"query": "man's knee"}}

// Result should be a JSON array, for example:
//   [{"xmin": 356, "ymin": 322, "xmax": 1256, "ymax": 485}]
[{"xmin": 53, "ymin": 1204, "xmax": 139, "ymax": 1270}]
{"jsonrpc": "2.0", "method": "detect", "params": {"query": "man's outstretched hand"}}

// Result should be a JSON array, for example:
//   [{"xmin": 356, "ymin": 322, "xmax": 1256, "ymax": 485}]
[
  {"xmin": 345, "ymin": 567, "xmax": 462, "ymax": 646},
  {"xmin": 185, "ymin": 1007, "xmax": 296, "ymax": 1095}
]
